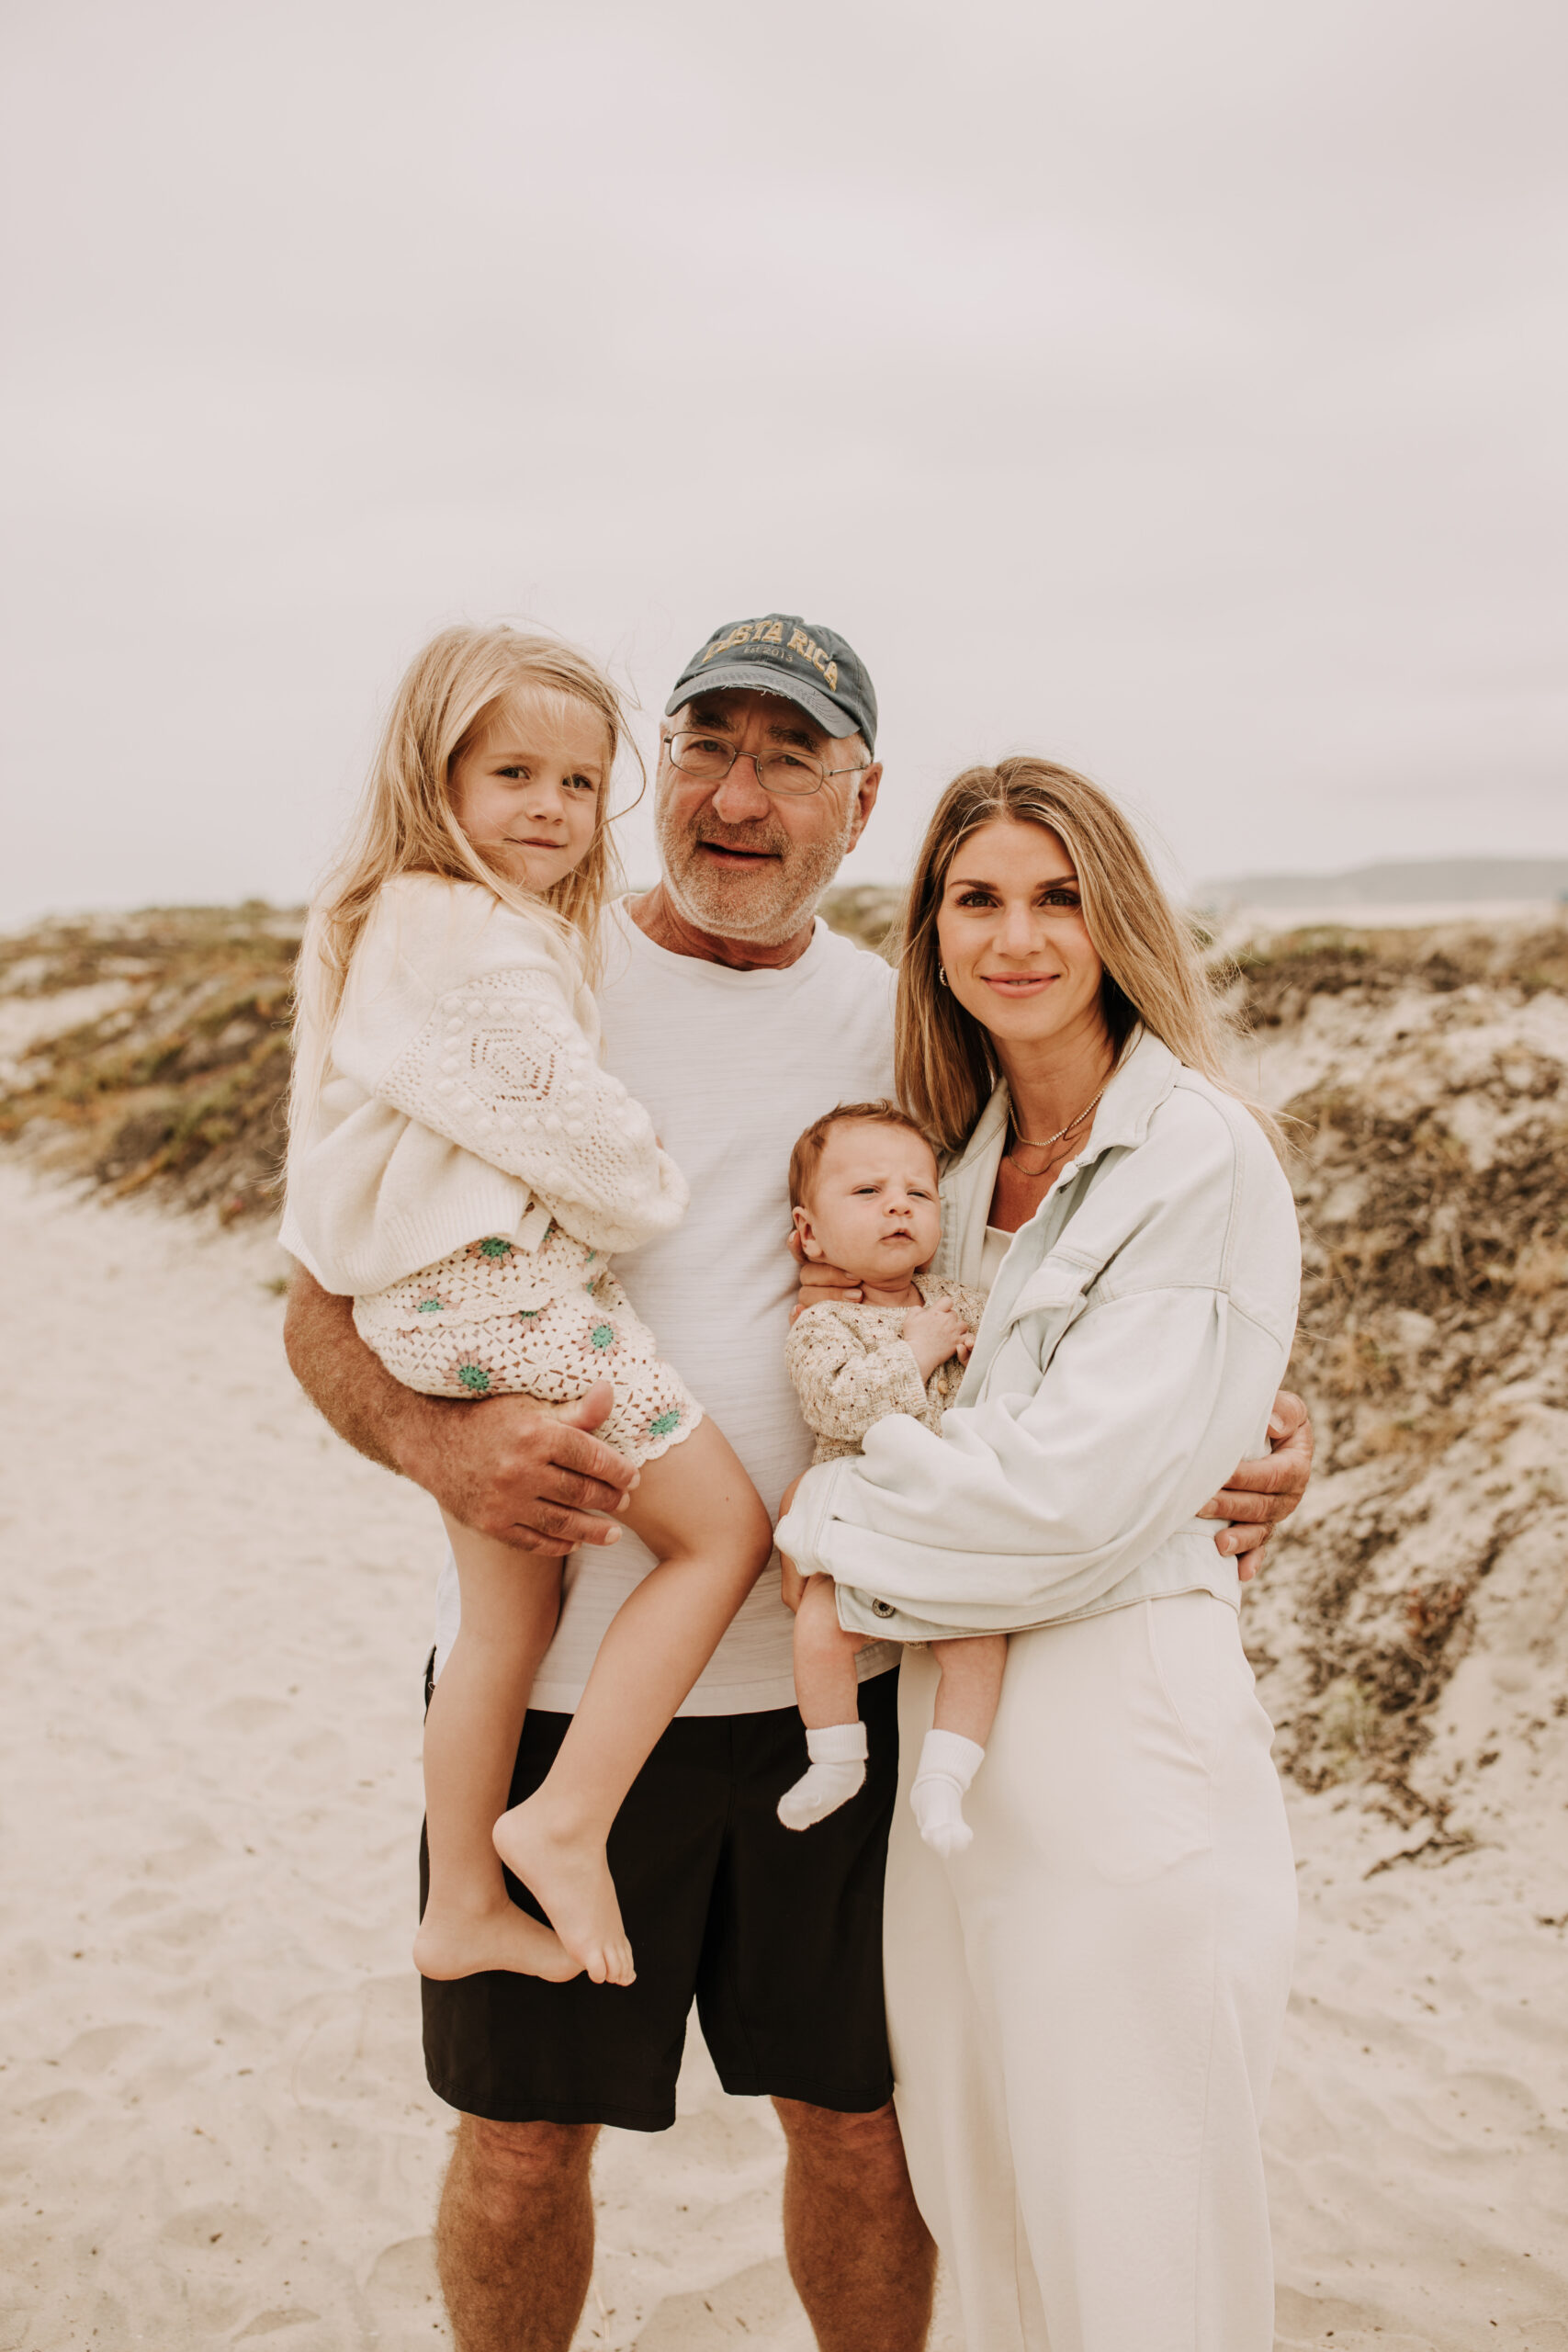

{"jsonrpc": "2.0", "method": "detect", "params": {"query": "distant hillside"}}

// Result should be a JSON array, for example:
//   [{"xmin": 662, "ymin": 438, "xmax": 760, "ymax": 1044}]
[
  {"xmin": 0, "ymin": 904, "xmax": 301, "ymax": 1222},
  {"xmin": 1200, "ymin": 856, "xmax": 1568, "ymax": 910},
  {"xmin": 0, "ymin": 892, "xmax": 899, "ymax": 1221},
  {"xmin": 4, "ymin": 894, "xmax": 1565, "ymax": 1275}
]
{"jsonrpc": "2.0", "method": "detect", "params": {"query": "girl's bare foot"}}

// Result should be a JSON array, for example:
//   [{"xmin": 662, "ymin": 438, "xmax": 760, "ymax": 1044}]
[
  {"xmin": 492, "ymin": 1797, "xmax": 635, "ymax": 1985},
  {"xmin": 413, "ymin": 1898, "xmax": 582, "ymax": 1984}
]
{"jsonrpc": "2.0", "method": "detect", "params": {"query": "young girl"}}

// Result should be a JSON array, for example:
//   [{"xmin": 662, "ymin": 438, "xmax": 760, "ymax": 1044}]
[
  {"xmin": 776, "ymin": 1101, "xmax": 1006, "ymax": 1855},
  {"xmin": 288, "ymin": 624, "xmax": 773, "ymax": 1990}
]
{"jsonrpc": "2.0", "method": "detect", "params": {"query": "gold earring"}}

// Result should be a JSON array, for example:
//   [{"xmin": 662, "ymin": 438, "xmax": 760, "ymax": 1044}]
[{"xmin": 938, "ymin": 967, "xmax": 949, "ymax": 988}]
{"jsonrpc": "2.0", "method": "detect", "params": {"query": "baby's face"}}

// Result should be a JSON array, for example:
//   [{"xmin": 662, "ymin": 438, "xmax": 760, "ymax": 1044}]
[{"xmin": 795, "ymin": 1121, "xmax": 943, "ymax": 1284}]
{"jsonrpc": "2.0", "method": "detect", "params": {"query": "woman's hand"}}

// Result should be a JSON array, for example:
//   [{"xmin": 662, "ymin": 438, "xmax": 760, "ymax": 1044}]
[
  {"xmin": 787, "ymin": 1227, "xmax": 863, "ymax": 1316},
  {"xmin": 776, "ymin": 1470, "xmax": 808, "ymax": 1610},
  {"xmin": 1198, "ymin": 1391, "xmax": 1314, "ymax": 1581}
]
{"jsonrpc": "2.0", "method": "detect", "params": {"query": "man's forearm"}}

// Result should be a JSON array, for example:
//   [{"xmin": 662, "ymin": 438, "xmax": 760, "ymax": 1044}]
[
  {"xmin": 282, "ymin": 1269, "xmax": 435, "ymax": 1476},
  {"xmin": 280, "ymin": 1264, "xmax": 639, "ymax": 1552}
]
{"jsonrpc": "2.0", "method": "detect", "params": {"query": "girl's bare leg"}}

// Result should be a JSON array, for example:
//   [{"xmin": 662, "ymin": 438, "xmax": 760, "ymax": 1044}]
[
  {"xmin": 412, "ymin": 1511, "xmax": 580, "ymax": 1984},
  {"xmin": 776, "ymin": 1576, "xmax": 876, "ymax": 1831},
  {"xmin": 492, "ymin": 1417, "xmax": 771, "ymax": 1986},
  {"xmin": 911, "ymin": 1633, "xmax": 1009, "ymax": 1857}
]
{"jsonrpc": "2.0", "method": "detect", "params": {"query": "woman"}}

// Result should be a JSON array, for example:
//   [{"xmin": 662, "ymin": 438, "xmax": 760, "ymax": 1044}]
[{"xmin": 776, "ymin": 759, "xmax": 1301, "ymax": 2352}]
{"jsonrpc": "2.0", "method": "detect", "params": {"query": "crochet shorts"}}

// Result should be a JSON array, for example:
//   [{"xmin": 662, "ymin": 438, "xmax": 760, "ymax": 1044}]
[{"xmin": 355, "ymin": 1228, "xmax": 701, "ymax": 1468}]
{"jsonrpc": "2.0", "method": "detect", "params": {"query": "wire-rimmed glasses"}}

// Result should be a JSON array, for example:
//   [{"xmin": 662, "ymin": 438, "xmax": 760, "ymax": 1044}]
[{"xmin": 665, "ymin": 729, "xmax": 868, "ymax": 798}]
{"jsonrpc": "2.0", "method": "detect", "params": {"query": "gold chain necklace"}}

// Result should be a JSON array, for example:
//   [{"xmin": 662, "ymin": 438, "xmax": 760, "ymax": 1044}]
[{"xmin": 1003, "ymin": 1083, "xmax": 1108, "ymax": 1172}]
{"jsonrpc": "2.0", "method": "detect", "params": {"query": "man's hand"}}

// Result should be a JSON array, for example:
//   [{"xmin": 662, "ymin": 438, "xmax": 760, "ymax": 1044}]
[
  {"xmin": 1198, "ymin": 1390, "xmax": 1314, "ymax": 1582},
  {"xmin": 283, "ymin": 1272, "xmax": 638, "ymax": 1555},
  {"xmin": 787, "ymin": 1227, "xmax": 863, "ymax": 1314},
  {"xmin": 397, "ymin": 1381, "xmax": 639, "ymax": 1556}
]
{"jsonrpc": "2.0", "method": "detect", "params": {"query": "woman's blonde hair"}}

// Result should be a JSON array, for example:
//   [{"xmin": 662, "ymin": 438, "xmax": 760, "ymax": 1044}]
[
  {"xmin": 896, "ymin": 756, "xmax": 1280, "ymax": 1157},
  {"xmin": 292, "ymin": 625, "xmax": 637, "ymax": 1136}
]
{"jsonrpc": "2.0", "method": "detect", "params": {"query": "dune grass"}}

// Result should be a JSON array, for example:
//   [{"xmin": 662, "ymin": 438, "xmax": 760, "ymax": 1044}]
[
  {"xmin": 4, "ymin": 898, "xmax": 1565, "ymax": 1812},
  {"xmin": 0, "ymin": 903, "xmax": 303, "ymax": 1220}
]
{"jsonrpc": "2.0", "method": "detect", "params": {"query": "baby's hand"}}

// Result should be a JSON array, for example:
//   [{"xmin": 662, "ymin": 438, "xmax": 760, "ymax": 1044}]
[{"xmin": 903, "ymin": 1299, "xmax": 970, "ymax": 1382}]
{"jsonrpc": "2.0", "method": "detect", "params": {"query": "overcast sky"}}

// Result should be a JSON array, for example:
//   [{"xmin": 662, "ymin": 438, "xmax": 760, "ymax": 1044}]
[{"xmin": 3, "ymin": 0, "xmax": 1564, "ymax": 927}]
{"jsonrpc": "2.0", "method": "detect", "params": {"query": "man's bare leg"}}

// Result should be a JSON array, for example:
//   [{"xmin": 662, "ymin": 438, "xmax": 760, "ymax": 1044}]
[
  {"xmin": 774, "ymin": 2096, "xmax": 935, "ymax": 2352},
  {"xmin": 436, "ymin": 2116, "xmax": 597, "ymax": 2352},
  {"xmin": 435, "ymin": 2099, "xmax": 931, "ymax": 2352}
]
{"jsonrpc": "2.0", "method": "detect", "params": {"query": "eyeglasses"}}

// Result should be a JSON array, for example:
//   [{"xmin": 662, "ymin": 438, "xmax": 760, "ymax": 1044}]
[{"xmin": 665, "ymin": 729, "xmax": 868, "ymax": 799}]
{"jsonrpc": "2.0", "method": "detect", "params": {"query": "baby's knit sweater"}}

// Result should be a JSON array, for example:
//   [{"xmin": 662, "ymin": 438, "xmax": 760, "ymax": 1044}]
[{"xmin": 785, "ymin": 1275, "xmax": 989, "ymax": 1464}]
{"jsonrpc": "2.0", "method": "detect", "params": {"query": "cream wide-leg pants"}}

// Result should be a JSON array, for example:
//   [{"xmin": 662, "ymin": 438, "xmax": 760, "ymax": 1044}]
[{"xmin": 886, "ymin": 1592, "xmax": 1297, "ymax": 2352}]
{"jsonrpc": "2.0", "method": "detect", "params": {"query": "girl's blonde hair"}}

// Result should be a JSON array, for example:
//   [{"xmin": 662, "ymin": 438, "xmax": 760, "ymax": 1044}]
[
  {"xmin": 292, "ymin": 625, "xmax": 635, "ymax": 1137},
  {"xmin": 896, "ymin": 756, "xmax": 1281, "ymax": 1157}
]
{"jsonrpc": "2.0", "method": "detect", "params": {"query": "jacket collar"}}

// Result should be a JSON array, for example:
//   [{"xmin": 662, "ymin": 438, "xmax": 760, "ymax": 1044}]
[
  {"xmin": 949, "ymin": 1026, "xmax": 1179, "ymax": 1181},
  {"xmin": 943, "ymin": 1070, "xmax": 1011, "ymax": 1179},
  {"xmin": 1072, "ymin": 1027, "xmax": 1180, "ymax": 1163}
]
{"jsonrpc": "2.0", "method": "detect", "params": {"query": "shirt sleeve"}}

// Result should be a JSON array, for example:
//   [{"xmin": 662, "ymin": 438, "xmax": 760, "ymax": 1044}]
[
  {"xmin": 331, "ymin": 881, "xmax": 690, "ymax": 1258},
  {"xmin": 372, "ymin": 961, "xmax": 688, "ymax": 1256},
  {"xmin": 773, "ymin": 1281, "xmax": 1291, "ymax": 1636},
  {"xmin": 784, "ymin": 1308, "xmax": 932, "ymax": 1444}
]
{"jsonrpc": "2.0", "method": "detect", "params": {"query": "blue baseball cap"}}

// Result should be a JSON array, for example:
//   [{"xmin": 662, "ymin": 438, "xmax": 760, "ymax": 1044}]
[{"xmin": 665, "ymin": 613, "xmax": 878, "ymax": 752}]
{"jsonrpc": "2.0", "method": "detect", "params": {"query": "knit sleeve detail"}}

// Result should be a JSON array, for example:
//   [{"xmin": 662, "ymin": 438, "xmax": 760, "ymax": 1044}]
[
  {"xmin": 785, "ymin": 1306, "xmax": 932, "ymax": 1445},
  {"xmin": 373, "ymin": 958, "xmax": 688, "ymax": 1256}
]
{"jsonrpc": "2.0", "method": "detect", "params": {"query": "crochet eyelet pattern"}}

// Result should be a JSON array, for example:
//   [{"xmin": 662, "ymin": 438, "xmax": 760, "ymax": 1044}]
[{"xmin": 355, "ymin": 1226, "xmax": 700, "ymax": 1464}]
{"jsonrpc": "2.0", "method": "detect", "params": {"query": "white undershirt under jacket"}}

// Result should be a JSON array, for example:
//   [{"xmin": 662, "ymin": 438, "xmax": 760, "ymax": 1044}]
[
  {"xmin": 978, "ymin": 1224, "xmax": 1013, "ymax": 1286},
  {"xmin": 436, "ymin": 899, "xmax": 900, "ymax": 1714}
]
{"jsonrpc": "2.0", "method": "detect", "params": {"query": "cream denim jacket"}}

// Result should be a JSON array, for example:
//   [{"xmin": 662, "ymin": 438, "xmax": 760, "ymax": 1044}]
[{"xmin": 773, "ymin": 1030, "xmax": 1301, "ymax": 1642}]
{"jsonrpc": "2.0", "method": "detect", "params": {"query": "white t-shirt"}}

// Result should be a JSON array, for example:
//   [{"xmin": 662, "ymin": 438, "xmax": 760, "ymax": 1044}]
[{"xmin": 432, "ymin": 897, "xmax": 900, "ymax": 1714}]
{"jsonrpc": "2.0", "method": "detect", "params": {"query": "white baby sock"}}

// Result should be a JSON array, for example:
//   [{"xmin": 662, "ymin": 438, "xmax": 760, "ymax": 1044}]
[
  {"xmin": 910, "ymin": 1729, "xmax": 986, "ymax": 1856},
  {"xmin": 776, "ymin": 1722, "xmax": 869, "ymax": 1832}
]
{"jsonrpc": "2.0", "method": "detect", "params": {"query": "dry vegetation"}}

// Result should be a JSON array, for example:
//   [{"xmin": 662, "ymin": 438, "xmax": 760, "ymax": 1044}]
[
  {"xmin": 0, "ymin": 888, "xmax": 900, "ymax": 1223},
  {"xmin": 1232, "ymin": 920, "xmax": 1568, "ymax": 1839},
  {"xmin": 4, "ymin": 897, "xmax": 1564, "ymax": 1838},
  {"xmin": 0, "ymin": 903, "xmax": 303, "ymax": 1220},
  {"xmin": 818, "ymin": 882, "xmax": 903, "ymax": 960}
]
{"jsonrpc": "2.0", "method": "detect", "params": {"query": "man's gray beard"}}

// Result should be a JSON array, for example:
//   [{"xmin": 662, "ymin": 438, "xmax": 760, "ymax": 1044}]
[{"xmin": 655, "ymin": 801, "xmax": 858, "ymax": 946}]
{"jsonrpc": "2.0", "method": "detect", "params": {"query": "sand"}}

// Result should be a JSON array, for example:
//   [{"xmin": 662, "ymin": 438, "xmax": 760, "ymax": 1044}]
[{"xmin": 1, "ymin": 1159, "xmax": 1564, "ymax": 2350}]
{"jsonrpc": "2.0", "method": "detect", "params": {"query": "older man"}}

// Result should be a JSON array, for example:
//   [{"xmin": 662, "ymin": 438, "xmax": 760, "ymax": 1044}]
[{"xmin": 282, "ymin": 613, "xmax": 1311, "ymax": 2352}]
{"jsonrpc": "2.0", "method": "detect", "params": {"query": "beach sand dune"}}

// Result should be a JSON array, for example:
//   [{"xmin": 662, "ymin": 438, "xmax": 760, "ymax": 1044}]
[
  {"xmin": 0, "ymin": 1166, "xmax": 961, "ymax": 2350},
  {"xmin": 2, "ymin": 1156, "xmax": 1563, "ymax": 2348}
]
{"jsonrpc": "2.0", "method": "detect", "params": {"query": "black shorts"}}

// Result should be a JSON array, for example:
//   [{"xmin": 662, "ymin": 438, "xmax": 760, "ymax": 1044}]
[{"xmin": 419, "ymin": 1666, "xmax": 898, "ymax": 2133}]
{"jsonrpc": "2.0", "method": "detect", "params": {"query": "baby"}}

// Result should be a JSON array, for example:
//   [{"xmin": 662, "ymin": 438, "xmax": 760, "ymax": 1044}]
[{"xmin": 776, "ymin": 1101, "xmax": 1007, "ymax": 1856}]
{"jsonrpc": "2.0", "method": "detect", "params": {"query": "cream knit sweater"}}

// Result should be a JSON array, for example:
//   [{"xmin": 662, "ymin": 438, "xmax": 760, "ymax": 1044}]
[
  {"xmin": 784, "ymin": 1275, "xmax": 989, "ymax": 1465},
  {"xmin": 287, "ymin": 874, "xmax": 689, "ymax": 1299}
]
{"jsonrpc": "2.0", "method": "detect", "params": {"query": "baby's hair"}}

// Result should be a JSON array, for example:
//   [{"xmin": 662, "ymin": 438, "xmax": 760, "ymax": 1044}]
[
  {"xmin": 788, "ymin": 1100, "xmax": 941, "ymax": 1212},
  {"xmin": 292, "ymin": 624, "xmax": 640, "ymax": 1142}
]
